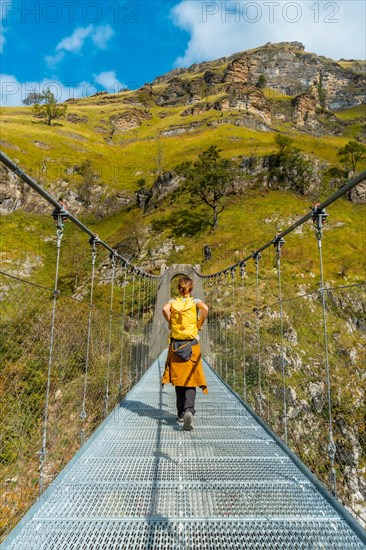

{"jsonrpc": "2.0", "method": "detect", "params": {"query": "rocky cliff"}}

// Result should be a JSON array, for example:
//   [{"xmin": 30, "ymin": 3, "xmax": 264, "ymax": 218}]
[{"xmin": 152, "ymin": 42, "xmax": 365, "ymax": 111}]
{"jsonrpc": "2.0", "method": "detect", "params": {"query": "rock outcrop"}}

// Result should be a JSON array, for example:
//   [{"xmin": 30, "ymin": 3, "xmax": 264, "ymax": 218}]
[
  {"xmin": 152, "ymin": 42, "xmax": 365, "ymax": 111},
  {"xmin": 67, "ymin": 113, "xmax": 88, "ymax": 124},
  {"xmin": 222, "ymin": 54, "xmax": 258, "ymax": 84},
  {"xmin": 292, "ymin": 93, "xmax": 318, "ymax": 126},
  {"xmin": 216, "ymin": 84, "xmax": 272, "ymax": 124},
  {"xmin": 0, "ymin": 165, "xmax": 131, "ymax": 217},
  {"xmin": 350, "ymin": 181, "xmax": 366, "ymax": 204},
  {"xmin": 136, "ymin": 172, "xmax": 182, "ymax": 212},
  {"xmin": 110, "ymin": 108, "xmax": 151, "ymax": 131}
]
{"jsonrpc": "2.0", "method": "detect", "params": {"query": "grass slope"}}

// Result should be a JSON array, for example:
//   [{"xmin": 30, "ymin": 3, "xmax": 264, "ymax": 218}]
[{"xmin": 0, "ymin": 82, "xmax": 365, "ymax": 286}]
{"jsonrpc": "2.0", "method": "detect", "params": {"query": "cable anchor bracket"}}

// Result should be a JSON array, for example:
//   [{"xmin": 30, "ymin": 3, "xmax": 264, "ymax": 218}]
[
  {"xmin": 274, "ymin": 235, "xmax": 285, "ymax": 256},
  {"xmin": 51, "ymin": 203, "xmax": 69, "ymax": 230},
  {"xmin": 89, "ymin": 234, "xmax": 102, "ymax": 251},
  {"xmin": 253, "ymin": 252, "xmax": 262, "ymax": 265},
  {"xmin": 311, "ymin": 204, "xmax": 329, "ymax": 239}
]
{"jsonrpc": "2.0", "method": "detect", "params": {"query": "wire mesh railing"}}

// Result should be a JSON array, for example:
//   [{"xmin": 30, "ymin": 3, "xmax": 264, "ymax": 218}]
[
  {"xmin": 0, "ymin": 153, "xmax": 163, "ymax": 540},
  {"xmin": 1, "ymin": 152, "xmax": 365, "ymax": 539},
  {"xmin": 0, "ymin": 268, "xmax": 160, "ymax": 538},
  {"xmin": 201, "ymin": 195, "xmax": 366, "ymax": 527}
]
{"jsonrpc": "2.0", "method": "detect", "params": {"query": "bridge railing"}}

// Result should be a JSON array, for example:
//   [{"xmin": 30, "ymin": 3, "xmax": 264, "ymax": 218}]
[
  {"xmin": 199, "ymin": 170, "xmax": 366, "ymax": 527},
  {"xmin": 0, "ymin": 152, "xmax": 162, "ymax": 540}
]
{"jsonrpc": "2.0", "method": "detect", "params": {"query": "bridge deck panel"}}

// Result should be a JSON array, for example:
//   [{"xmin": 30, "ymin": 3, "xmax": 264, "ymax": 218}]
[
  {"xmin": 4, "ymin": 519, "xmax": 364, "ymax": 549},
  {"xmin": 3, "ymin": 353, "xmax": 365, "ymax": 548}
]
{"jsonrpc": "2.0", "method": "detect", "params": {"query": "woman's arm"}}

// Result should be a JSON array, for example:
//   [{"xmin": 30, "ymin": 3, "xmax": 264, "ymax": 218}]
[
  {"xmin": 162, "ymin": 302, "xmax": 172, "ymax": 323},
  {"xmin": 196, "ymin": 301, "xmax": 208, "ymax": 330}
]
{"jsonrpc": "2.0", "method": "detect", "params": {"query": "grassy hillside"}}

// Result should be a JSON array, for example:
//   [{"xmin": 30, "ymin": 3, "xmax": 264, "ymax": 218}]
[
  {"xmin": 0, "ymin": 107, "xmax": 365, "ymax": 296},
  {"xmin": 0, "ymin": 94, "xmax": 364, "ymax": 194},
  {"xmin": 0, "ymin": 43, "xmax": 365, "ymax": 283}
]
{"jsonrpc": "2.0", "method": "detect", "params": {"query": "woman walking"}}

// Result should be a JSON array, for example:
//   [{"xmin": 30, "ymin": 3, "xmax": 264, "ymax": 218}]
[{"xmin": 161, "ymin": 276, "xmax": 208, "ymax": 431}]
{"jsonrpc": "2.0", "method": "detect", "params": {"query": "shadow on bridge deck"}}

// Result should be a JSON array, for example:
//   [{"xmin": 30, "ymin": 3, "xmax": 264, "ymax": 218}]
[{"xmin": 3, "ymin": 352, "xmax": 365, "ymax": 549}]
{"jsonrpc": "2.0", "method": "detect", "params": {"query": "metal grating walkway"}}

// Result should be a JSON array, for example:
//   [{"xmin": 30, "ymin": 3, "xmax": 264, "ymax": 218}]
[{"xmin": 3, "ymin": 352, "xmax": 365, "ymax": 549}]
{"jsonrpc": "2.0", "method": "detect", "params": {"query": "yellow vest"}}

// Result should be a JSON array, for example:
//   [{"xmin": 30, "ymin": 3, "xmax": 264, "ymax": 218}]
[{"xmin": 170, "ymin": 296, "xmax": 198, "ymax": 340}]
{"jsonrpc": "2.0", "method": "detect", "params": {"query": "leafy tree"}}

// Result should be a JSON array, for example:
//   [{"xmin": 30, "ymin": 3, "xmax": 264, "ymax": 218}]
[
  {"xmin": 336, "ymin": 140, "xmax": 366, "ymax": 173},
  {"xmin": 256, "ymin": 74, "xmax": 267, "ymax": 89},
  {"xmin": 22, "ymin": 92, "xmax": 44, "ymax": 106},
  {"xmin": 77, "ymin": 160, "xmax": 101, "ymax": 206},
  {"xmin": 24, "ymin": 88, "xmax": 67, "ymax": 126},
  {"xmin": 114, "ymin": 210, "xmax": 146, "ymax": 257},
  {"xmin": 78, "ymin": 159, "xmax": 101, "ymax": 186},
  {"xmin": 137, "ymin": 88, "xmax": 153, "ymax": 113},
  {"xmin": 274, "ymin": 133, "xmax": 294, "ymax": 153},
  {"xmin": 271, "ymin": 135, "xmax": 315, "ymax": 194},
  {"xmin": 315, "ymin": 70, "xmax": 327, "ymax": 111},
  {"xmin": 176, "ymin": 145, "xmax": 236, "ymax": 230},
  {"xmin": 136, "ymin": 178, "xmax": 146, "ymax": 191}
]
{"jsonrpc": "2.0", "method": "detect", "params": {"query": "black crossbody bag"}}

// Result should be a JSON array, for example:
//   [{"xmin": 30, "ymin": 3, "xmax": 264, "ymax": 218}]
[{"xmin": 171, "ymin": 338, "xmax": 198, "ymax": 361}]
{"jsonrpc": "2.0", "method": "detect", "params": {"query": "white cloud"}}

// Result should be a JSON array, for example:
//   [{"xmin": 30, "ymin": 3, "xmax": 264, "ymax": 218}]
[
  {"xmin": 46, "ymin": 24, "xmax": 115, "ymax": 67},
  {"xmin": 94, "ymin": 70, "xmax": 124, "ymax": 93},
  {"xmin": 0, "ymin": 74, "xmax": 88, "ymax": 106},
  {"xmin": 0, "ymin": 0, "xmax": 11, "ymax": 53},
  {"xmin": 56, "ymin": 25, "xmax": 94, "ymax": 53},
  {"xmin": 0, "ymin": 73, "xmax": 125, "ymax": 106},
  {"xmin": 0, "ymin": 23, "xmax": 5, "ymax": 53},
  {"xmin": 171, "ymin": 1, "xmax": 366, "ymax": 67},
  {"xmin": 92, "ymin": 25, "xmax": 114, "ymax": 50},
  {"xmin": 45, "ymin": 51, "xmax": 65, "ymax": 69}
]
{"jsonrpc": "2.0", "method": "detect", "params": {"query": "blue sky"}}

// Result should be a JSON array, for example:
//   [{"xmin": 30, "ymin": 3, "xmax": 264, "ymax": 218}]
[{"xmin": 1, "ymin": 1, "xmax": 365, "ymax": 105}]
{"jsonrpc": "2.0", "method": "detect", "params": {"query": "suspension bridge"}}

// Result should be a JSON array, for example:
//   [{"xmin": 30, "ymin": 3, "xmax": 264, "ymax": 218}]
[{"xmin": 0, "ymin": 151, "xmax": 365, "ymax": 548}]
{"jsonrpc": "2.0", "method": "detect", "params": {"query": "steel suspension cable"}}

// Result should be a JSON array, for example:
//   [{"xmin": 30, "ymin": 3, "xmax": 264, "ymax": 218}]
[
  {"xmin": 119, "ymin": 269, "xmax": 127, "ymax": 403},
  {"xmin": 0, "ymin": 152, "xmax": 164, "ymax": 282},
  {"xmin": 104, "ymin": 252, "xmax": 116, "ymax": 418},
  {"xmin": 275, "ymin": 238, "xmax": 288, "ymax": 445},
  {"xmin": 146, "ymin": 276, "xmax": 152, "ymax": 363},
  {"xmin": 186, "ymin": 169, "xmax": 366, "ymax": 282},
  {"xmin": 312, "ymin": 208, "xmax": 337, "ymax": 496},
  {"xmin": 214, "ymin": 278, "xmax": 219, "ymax": 373},
  {"xmin": 240, "ymin": 262, "xmax": 247, "ymax": 401},
  {"xmin": 149, "ymin": 277, "xmax": 154, "ymax": 362},
  {"xmin": 150, "ymin": 277, "xmax": 155, "ymax": 339},
  {"xmin": 39, "ymin": 212, "xmax": 65, "ymax": 494},
  {"xmin": 219, "ymin": 273, "xmax": 224, "ymax": 377},
  {"xmin": 80, "ymin": 238, "xmax": 98, "ymax": 444},
  {"xmin": 145, "ymin": 276, "xmax": 150, "ymax": 370},
  {"xmin": 212, "ymin": 278, "xmax": 218, "ymax": 371},
  {"xmin": 137, "ymin": 275, "xmax": 142, "ymax": 377},
  {"xmin": 129, "ymin": 273, "xmax": 136, "ymax": 386},
  {"xmin": 254, "ymin": 253, "xmax": 263, "ymax": 417},
  {"xmin": 231, "ymin": 267, "xmax": 236, "ymax": 390},
  {"xmin": 208, "ymin": 280, "xmax": 212, "ymax": 368},
  {"xmin": 208, "ymin": 278, "xmax": 215, "ymax": 369},
  {"xmin": 224, "ymin": 271, "xmax": 229, "ymax": 380},
  {"xmin": 142, "ymin": 275, "xmax": 147, "ymax": 372}
]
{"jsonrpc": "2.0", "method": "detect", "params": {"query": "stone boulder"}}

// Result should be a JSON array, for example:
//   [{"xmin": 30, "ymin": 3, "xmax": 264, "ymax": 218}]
[
  {"xmin": 67, "ymin": 113, "xmax": 88, "ymax": 124},
  {"xmin": 349, "ymin": 181, "xmax": 366, "ymax": 204}
]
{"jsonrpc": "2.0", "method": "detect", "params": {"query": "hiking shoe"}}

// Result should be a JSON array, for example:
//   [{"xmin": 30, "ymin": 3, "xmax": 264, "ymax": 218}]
[
  {"xmin": 183, "ymin": 411, "xmax": 193, "ymax": 431},
  {"xmin": 177, "ymin": 416, "xmax": 184, "ymax": 423}
]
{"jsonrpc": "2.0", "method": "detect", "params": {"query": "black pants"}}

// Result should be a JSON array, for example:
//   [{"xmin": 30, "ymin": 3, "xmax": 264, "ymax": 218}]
[{"xmin": 175, "ymin": 386, "xmax": 196, "ymax": 417}]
